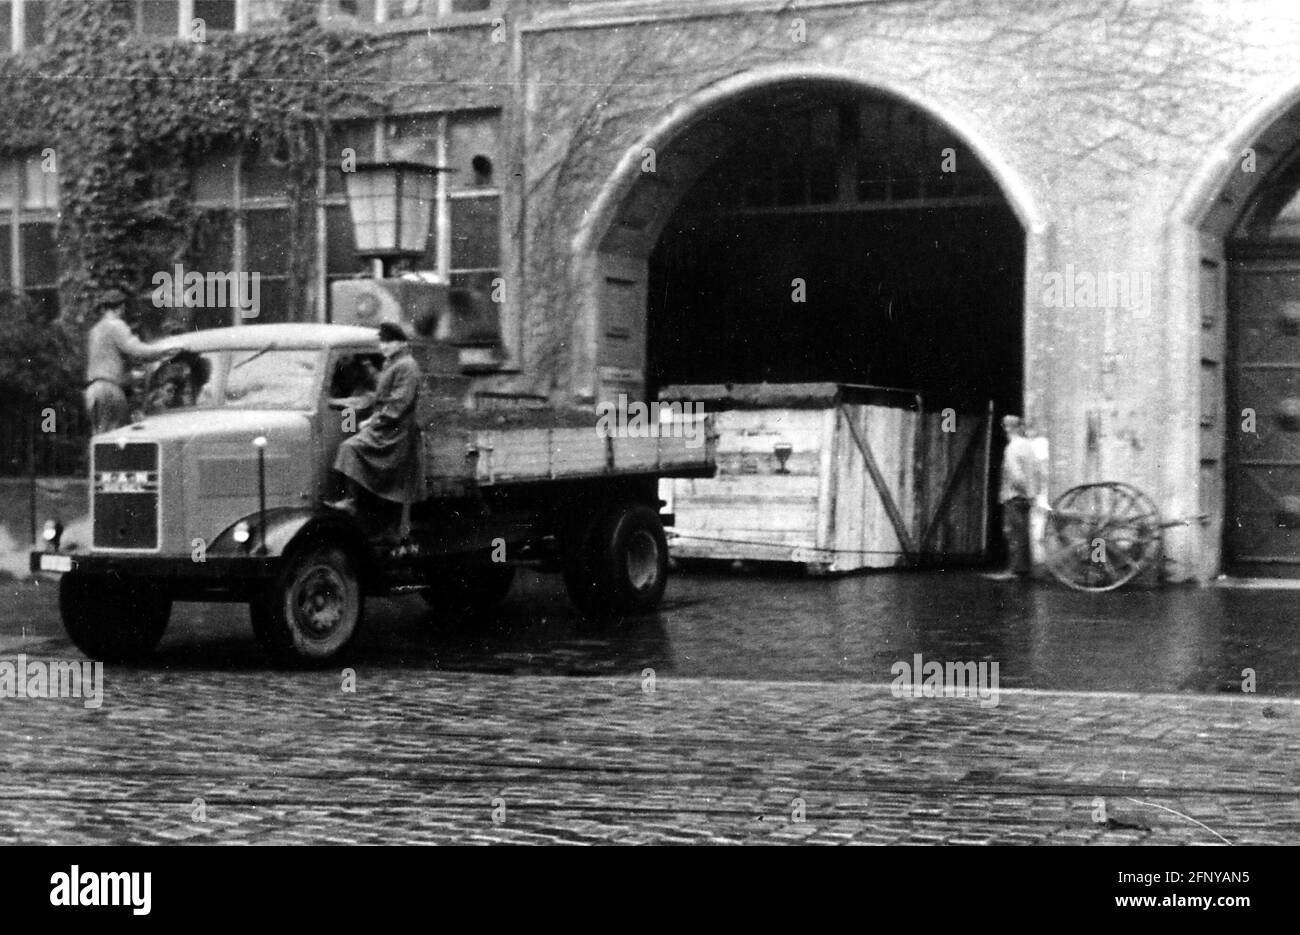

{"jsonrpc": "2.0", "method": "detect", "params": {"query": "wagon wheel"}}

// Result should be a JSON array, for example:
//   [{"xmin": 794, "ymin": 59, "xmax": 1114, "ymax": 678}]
[{"xmin": 1043, "ymin": 482, "xmax": 1161, "ymax": 592}]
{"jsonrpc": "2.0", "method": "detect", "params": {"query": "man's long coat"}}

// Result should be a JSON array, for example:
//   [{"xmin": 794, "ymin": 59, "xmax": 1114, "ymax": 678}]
[{"xmin": 334, "ymin": 348, "xmax": 427, "ymax": 504}]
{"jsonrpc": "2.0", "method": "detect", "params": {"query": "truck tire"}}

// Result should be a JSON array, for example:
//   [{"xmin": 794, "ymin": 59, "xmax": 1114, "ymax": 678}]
[
  {"xmin": 563, "ymin": 503, "xmax": 669, "ymax": 617},
  {"xmin": 250, "ymin": 544, "xmax": 363, "ymax": 665},
  {"xmin": 60, "ymin": 573, "xmax": 171, "ymax": 662},
  {"xmin": 420, "ymin": 563, "xmax": 516, "ymax": 619}
]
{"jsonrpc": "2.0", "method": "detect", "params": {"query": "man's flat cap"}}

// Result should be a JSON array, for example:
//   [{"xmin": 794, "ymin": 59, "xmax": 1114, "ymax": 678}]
[{"xmin": 95, "ymin": 288, "xmax": 128, "ymax": 310}]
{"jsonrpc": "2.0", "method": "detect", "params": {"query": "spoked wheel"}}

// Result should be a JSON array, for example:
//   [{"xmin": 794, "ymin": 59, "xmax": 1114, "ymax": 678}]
[{"xmin": 1043, "ymin": 482, "xmax": 1161, "ymax": 592}]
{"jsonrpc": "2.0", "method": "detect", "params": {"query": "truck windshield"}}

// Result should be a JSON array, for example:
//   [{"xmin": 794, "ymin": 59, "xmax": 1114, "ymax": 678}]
[
  {"xmin": 223, "ymin": 348, "xmax": 321, "ymax": 410},
  {"xmin": 142, "ymin": 351, "xmax": 221, "ymax": 415}
]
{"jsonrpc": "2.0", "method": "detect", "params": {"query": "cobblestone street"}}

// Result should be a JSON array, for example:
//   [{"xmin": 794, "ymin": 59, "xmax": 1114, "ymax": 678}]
[{"xmin": 1, "ymin": 570, "xmax": 1298, "ymax": 844}]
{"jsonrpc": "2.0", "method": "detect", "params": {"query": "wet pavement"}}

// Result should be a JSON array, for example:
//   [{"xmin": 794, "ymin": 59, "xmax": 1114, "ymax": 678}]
[
  {"xmin": 2, "ymin": 566, "xmax": 1298, "ymax": 695},
  {"xmin": 2, "ymin": 568, "xmax": 1299, "ymax": 844}
]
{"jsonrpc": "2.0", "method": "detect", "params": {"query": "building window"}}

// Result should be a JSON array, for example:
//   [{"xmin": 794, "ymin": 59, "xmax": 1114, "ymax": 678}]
[
  {"xmin": 0, "ymin": 152, "xmax": 60, "ymax": 321},
  {"xmin": 322, "ymin": 0, "xmax": 496, "ymax": 25},
  {"xmin": 189, "ymin": 110, "xmax": 501, "ymax": 326},
  {"xmin": 113, "ymin": 0, "xmax": 266, "ymax": 39},
  {"xmin": 190, "ymin": 147, "xmax": 296, "ymax": 326},
  {"xmin": 4, "ymin": 0, "xmax": 48, "ymax": 53},
  {"xmin": 382, "ymin": 111, "xmax": 501, "ymax": 292}
]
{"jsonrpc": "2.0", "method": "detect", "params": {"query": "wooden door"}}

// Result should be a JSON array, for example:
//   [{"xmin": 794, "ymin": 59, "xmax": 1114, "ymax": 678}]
[
  {"xmin": 595, "ymin": 252, "xmax": 648, "ymax": 404},
  {"xmin": 1226, "ymin": 258, "xmax": 1300, "ymax": 573}
]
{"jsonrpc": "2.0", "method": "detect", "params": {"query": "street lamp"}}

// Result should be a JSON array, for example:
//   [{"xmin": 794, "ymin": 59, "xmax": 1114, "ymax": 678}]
[{"xmin": 343, "ymin": 161, "xmax": 447, "ymax": 277}]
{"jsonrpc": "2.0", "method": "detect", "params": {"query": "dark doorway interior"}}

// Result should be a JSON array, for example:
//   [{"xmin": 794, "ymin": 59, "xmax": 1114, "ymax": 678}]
[{"xmin": 647, "ymin": 204, "xmax": 1024, "ymax": 416}]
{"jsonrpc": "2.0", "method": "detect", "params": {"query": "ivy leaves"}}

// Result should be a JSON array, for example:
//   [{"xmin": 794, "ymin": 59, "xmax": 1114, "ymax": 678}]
[{"xmin": 0, "ymin": 0, "xmax": 370, "ymax": 330}]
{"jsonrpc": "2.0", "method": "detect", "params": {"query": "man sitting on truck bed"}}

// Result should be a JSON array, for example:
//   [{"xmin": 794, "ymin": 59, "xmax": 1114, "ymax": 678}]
[{"xmin": 325, "ymin": 321, "xmax": 427, "ymax": 519}]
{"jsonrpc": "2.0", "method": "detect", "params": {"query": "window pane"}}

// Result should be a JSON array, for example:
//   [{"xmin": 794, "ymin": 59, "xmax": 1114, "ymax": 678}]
[
  {"xmin": 0, "ymin": 3, "xmax": 12, "ymax": 53},
  {"xmin": 224, "ymin": 347, "xmax": 318, "ymax": 408},
  {"xmin": 326, "ymin": 121, "xmax": 377, "ymax": 195},
  {"xmin": 192, "ymin": 152, "xmax": 236, "ymax": 204},
  {"xmin": 0, "ymin": 224, "xmax": 10, "ymax": 285},
  {"xmin": 326, "ymin": 205, "xmax": 367, "ymax": 275},
  {"xmin": 20, "ymin": 221, "xmax": 56, "ymax": 287},
  {"xmin": 194, "ymin": 0, "xmax": 235, "ymax": 31},
  {"xmin": 244, "ymin": 278, "xmax": 286, "ymax": 324},
  {"xmin": 244, "ymin": 153, "xmax": 291, "ymax": 200},
  {"xmin": 447, "ymin": 112, "xmax": 500, "ymax": 190},
  {"xmin": 141, "ymin": 0, "xmax": 178, "ymax": 36},
  {"xmin": 387, "ymin": 115, "xmax": 439, "ymax": 166},
  {"xmin": 385, "ymin": 0, "xmax": 423, "ymax": 19},
  {"xmin": 24, "ymin": 288, "xmax": 58, "ymax": 322},
  {"xmin": 246, "ymin": 210, "xmax": 291, "ymax": 275},
  {"xmin": 0, "ymin": 160, "xmax": 16, "ymax": 210},
  {"xmin": 449, "ymin": 195, "xmax": 498, "ymax": 270},
  {"xmin": 23, "ymin": 0, "xmax": 46, "ymax": 47},
  {"xmin": 248, "ymin": 0, "xmax": 283, "ymax": 26},
  {"xmin": 190, "ymin": 209, "xmax": 235, "ymax": 271},
  {"xmin": 23, "ymin": 153, "xmax": 57, "ymax": 210},
  {"xmin": 335, "ymin": 0, "xmax": 377, "ymax": 22}
]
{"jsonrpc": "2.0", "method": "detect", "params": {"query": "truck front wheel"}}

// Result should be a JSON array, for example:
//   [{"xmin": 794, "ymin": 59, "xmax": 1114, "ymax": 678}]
[
  {"xmin": 563, "ymin": 503, "xmax": 669, "ymax": 617},
  {"xmin": 250, "ymin": 544, "xmax": 363, "ymax": 665},
  {"xmin": 60, "ymin": 574, "xmax": 171, "ymax": 662}
]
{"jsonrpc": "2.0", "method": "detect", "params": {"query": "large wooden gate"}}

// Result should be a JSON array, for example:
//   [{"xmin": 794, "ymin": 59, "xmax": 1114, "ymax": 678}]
[{"xmin": 1226, "ymin": 259, "xmax": 1300, "ymax": 574}]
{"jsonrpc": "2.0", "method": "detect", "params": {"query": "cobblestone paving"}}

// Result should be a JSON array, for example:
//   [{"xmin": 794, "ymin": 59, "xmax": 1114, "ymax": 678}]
[{"xmin": 1, "ymin": 668, "xmax": 1297, "ymax": 844}]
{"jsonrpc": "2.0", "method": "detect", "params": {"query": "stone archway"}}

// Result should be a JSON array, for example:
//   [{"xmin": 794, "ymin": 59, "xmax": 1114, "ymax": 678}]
[{"xmin": 571, "ymin": 68, "xmax": 1036, "ymax": 416}]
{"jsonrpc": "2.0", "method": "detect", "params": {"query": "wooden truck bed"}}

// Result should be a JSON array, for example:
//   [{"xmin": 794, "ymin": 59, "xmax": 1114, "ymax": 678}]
[{"xmin": 418, "ymin": 400, "xmax": 714, "ymax": 495}]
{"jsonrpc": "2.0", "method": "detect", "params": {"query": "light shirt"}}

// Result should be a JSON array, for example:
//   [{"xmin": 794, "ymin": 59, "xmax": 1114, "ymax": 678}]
[
  {"xmin": 1000, "ymin": 434, "xmax": 1042, "ymax": 503},
  {"xmin": 86, "ymin": 315, "xmax": 165, "ymax": 385}
]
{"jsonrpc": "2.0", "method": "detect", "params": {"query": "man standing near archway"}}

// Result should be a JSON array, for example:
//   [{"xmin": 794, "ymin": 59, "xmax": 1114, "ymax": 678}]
[{"xmin": 985, "ymin": 414, "xmax": 1043, "ymax": 581}]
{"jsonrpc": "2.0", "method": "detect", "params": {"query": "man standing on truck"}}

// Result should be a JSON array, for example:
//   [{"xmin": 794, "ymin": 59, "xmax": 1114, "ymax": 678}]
[
  {"xmin": 325, "ymin": 321, "xmax": 426, "ymax": 520},
  {"xmin": 84, "ymin": 290, "xmax": 178, "ymax": 434}
]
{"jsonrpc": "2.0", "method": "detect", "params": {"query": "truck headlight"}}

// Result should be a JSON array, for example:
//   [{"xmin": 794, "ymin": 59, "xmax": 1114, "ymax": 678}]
[
  {"xmin": 42, "ymin": 519, "xmax": 63, "ymax": 550},
  {"xmin": 232, "ymin": 521, "xmax": 252, "ymax": 545}
]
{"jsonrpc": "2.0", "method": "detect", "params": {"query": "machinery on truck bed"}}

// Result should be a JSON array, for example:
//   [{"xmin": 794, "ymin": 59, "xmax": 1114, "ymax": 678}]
[{"xmin": 31, "ymin": 323, "xmax": 715, "ymax": 664}]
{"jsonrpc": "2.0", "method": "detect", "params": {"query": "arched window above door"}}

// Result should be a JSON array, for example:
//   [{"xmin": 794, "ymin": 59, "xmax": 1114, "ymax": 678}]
[{"xmin": 1233, "ymin": 153, "xmax": 1300, "ymax": 243}]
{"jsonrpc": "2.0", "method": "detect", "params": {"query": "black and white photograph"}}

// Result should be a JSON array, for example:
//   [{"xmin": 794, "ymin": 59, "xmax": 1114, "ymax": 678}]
[{"xmin": 0, "ymin": 0, "xmax": 1292, "ymax": 883}]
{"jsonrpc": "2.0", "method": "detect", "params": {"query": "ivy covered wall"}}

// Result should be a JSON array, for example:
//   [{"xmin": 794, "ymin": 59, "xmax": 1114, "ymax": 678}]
[{"xmin": 0, "ymin": 0, "xmax": 377, "ymax": 333}]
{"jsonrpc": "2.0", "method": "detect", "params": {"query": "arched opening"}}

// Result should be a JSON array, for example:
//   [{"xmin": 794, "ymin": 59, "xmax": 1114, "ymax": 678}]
[
  {"xmin": 586, "ymin": 78, "xmax": 1025, "ymax": 418},
  {"xmin": 646, "ymin": 86, "xmax": 1022, "ymax": 415},
  {"xmin": 582, "ymin": 77, "xmax": 1027, "ymax": 562}
]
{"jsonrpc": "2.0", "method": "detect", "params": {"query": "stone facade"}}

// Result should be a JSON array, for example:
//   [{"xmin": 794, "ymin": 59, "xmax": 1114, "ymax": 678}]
[
  {"xmin": 11, "ymin": 0, "xmax": 1300, "ymax": 578},
  {"xmin": 456, "ymin": 0, "xmax": 1300, "ymax": 581}
]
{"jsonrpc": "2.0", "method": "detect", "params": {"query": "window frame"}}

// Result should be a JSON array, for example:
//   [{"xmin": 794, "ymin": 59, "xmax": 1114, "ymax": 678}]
[
  {"xmin": 191, "ymin": 148, "xmax": 300, "ymax": 326},
  {"xmin": 0, "ymin": 151, "xmax": 60, "ymax": 317},
  {"xmin": 321, "ymin": 0, "xmax": 500, "ymax": 28},
  {"xmin": 190, "ymin": 109, "xmax": 503, "ymax": 325},
  {"xmin": 378, "ymin": 111, "xmax": 502, "ymax": 288},
  {"xmin": 6, "ymin": 0, "xmax": 49, "ymax": 54}
]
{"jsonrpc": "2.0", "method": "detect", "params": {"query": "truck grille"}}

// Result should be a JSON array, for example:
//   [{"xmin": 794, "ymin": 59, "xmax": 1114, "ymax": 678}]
[{"xmin": 93, "ymin": 442, "xmax": 160, "ymax": 550}]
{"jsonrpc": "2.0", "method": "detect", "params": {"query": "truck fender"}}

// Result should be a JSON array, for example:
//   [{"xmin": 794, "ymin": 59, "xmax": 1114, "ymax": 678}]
[{"xmin": 209, "ymin": 507, "xmax": 371, "ymax": 570}]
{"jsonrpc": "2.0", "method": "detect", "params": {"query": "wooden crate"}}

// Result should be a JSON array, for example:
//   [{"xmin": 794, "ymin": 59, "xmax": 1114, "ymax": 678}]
[{"xmin": 659, "ymin": 384, "xmax": 990, "ymax": 573}]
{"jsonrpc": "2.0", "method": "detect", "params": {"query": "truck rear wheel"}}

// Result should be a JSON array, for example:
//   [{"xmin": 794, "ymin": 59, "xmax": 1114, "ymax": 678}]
[
  {"xmin": 563, "ymin": 503, "xmax": 669, "ymax": 617},
  {"xmin": 420, "ymin": 563, "xmax": 516, "ymax": 619},
  {"xmin": 60, "ymin": 574, "xmax": 171, "ymax": 662},
  {"xmin": 251, "ymin": 544, "xmax": 363, "ymax": 665}
]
